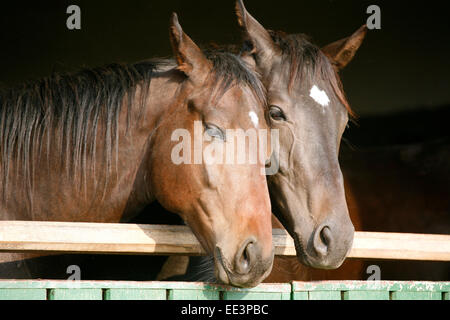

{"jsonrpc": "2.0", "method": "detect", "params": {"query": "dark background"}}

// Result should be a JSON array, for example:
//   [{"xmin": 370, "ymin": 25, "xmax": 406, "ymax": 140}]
[{"xmin": 0, "ymin": 0, "xmax": 449, "ymax": 118}]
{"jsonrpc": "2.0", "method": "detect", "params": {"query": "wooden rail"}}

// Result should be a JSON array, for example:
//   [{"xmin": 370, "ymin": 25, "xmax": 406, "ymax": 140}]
[{"xmin": 0, "ymin": 221, "xmax": 449, "ymax": 261}]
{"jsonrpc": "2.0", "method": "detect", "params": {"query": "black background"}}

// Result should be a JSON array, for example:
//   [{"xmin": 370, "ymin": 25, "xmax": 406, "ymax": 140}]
[{"xmin": 0, "ymin": 0, "xmax": 449, "ymax": 117}]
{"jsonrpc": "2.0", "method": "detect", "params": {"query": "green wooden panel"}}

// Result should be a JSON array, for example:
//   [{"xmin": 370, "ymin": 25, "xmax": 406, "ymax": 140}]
[
  {"xmin": 0, "ymin": 289, "xmax": 46, "ymax": 300},
  {"xmin": 221, "ymin": 283, "xmax": 291, "ymax": 300},
  {"xmin": 391, "ymin": 291, "xmax": 442, "ymax": 300},
  {"xmin": 342, "ymin": 290, "xmax": 389, "ymax": 300},
  {"xmin": 291, "ymin": 292, "xmax": 309, "ymax": 300},
  {"xmin": 222, "ymin": 291, "xmax": 290, "ymax": 300},
  {"xmin": 168, "ymin": 289, "xmax": 219, "ymax": 300},
  {"xmin": 292, "ymin": 281, "xmax": 450, "ymax": 293},
  {"xmin": 308, "ymin": 291, "xmax": 342, "ymax": 300},
  {"xmin": 48, "ymin": 288, "xmax": 103, "ymax": 300},
  {"xmin": 0, "ymin": 280, "xmax": 448, "ymax": 301},
  {"xmin": 281, "ymin": 292, "xmax": 291, "ymax": 300},
  {"xmin": 104, "ymin": 288, "xmax": 166, "ymax": 300}
]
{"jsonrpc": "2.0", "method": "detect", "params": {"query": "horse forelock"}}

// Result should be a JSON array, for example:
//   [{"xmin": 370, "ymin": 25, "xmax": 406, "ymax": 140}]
[
  {"xmin": 268, "ymin": 31, "xmax": 354, "ymax": 118},
  {"xmin": 203, "ymin": 49, "xmax": 266, "ymax": 107}
]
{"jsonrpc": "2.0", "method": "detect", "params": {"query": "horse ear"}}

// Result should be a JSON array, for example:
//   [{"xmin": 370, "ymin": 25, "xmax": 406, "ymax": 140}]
[
  {"xmin": 321, "ymin": 25, "xmax": 367, "ymax": 70},
  {"xmin": 235, "ymin": 0, "xmax": 280, "ymax": 71},
  {"xmin": 169, "ymin": 12, "xmax": 211, "ymax": 81}
]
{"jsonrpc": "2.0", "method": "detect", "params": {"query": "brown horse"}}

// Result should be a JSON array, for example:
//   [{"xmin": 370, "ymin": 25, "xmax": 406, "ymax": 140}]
[
  {"xmin": 235, "ymin": 0, "xmax": 361, "ymax": 269},
  {"xmin": 0, "ymin": 13, "xmax": 274, "ymax": 288},
  {"xmin": 233, "ymin": 2, "xmax": 448, "ymax": 282},
  {"xmin": 236, "ymin": 1, "xmax": 449, "ymax": 282}
]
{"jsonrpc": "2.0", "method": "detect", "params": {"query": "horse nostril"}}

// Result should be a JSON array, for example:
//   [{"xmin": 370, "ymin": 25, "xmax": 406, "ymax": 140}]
[
  {"xmin": 235, "ymin": 238, "xmax": 256, "ymax": 275},
  {"xmin": 313, "ymin": 225, "xmax": 332, "ymax": 256},
  {"xmin": 320, "ymin": 226, "xmax": 332, "ymax": 246}
]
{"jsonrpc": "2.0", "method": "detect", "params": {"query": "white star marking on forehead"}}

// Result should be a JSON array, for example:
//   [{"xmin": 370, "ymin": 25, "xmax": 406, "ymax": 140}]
[
  {"xmin": 249, "ymin": 111, "xmax": 259, "ymax": 127},
  {"xmin": 309, "ymin": 85, "xmax": 330, "ymax": 108}
]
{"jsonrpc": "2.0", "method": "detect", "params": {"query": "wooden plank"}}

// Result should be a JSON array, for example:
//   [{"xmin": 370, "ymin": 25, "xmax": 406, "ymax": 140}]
[
  {"xmin": 168, "ymin": 289, "xmax": 219, "ymax": 300},
  {"xmin": 0, "ymin": 279, "xmax": 178, "ymax": 289},
  {"xmin": 0, "ymin": 288, "xmax": 46, "ymax": 300},
  {"xmin": 280, "ymin": 292, "xmax": 292, "ymax": 300},
  {"xmin": 0, "ymin": 221, "xmax": 449, "ymax": 261},
  {"xmin": 349, "ymin": 231, "xmax": 450, "ymax": 261},
  {"xmin": 308, "ymin": 291, "xmax": 341, "ymax": 300},
  {"xmin": 293, "ymin": 281, "xmax": 450, "ymax": 300},
  {"xmin": 48, "ymin": 288, "xmax": 103, "ymax": 300},
  {"xmin": 342, "ymin": 290, "xmax": 390, "ymax": 300},
  {"xmin": 390, "ymin": 291, "xmax": 442, "ymax": 300},
  {"xmin": 166, "ymin": 282, "xmax": 221, "ymax": 300},
  {"xmin": 222, "ymin": 291, "xmax": 288, "ymax": 300},
  {"xmin": 104, "ymin": 289, "xmax": 166, "ymax": 300},
  {"xmin": 294, "ymin": 281, "xmax": 392, "ymax": 300},
  {"xmin": 0, "ymin": 280, "xmax": 449, "ymax": 300},
  {"xmin": 221, "ymin": 290, "xmax": 291, "ymax": 300},
  {"xmin": 0, "ymin": 221, "xmax": 204, "ymax": 256},
  {"xmin": 221, "ymin": 283, "xmax": 291, "ymax": 300},
  {"xmin": 292, "ymin": 280, "xmax": 450, "ymax": 293},
  {"xmin": 291, "ymin": 292, "xmax": 309, "ymax": 300}
]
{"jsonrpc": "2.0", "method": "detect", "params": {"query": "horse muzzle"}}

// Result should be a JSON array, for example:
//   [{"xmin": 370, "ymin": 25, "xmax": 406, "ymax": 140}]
[
  {"xmin": 214, "ymin": 238, "xmax": 274, "ymax": 288},
  {"xmin": 294, "ymin": 220, "xmax": 355, "ymax": 269}
]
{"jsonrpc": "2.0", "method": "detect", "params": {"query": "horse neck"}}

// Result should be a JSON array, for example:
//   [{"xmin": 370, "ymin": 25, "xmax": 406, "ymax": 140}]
[
  {"xmin": 0, "ymin": 68, "xmax": 184, "ymax": 223},
  {"xmin": 119, "ymin": 68, "xmax": 185, "ymax": 221},
  {"xmin": 143, "ymin": 69, "xmax": 185, "ymax": 130}
]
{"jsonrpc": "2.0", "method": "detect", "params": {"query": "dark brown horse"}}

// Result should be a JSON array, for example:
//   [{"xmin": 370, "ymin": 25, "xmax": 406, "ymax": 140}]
[
  {"xmin": 233, "ymin": 2, "xmax": 448, "ymax": 282},
  {"xmin": 235, "ymin": 0, "xmax": 362, "ymax": 269},
  {"xmin": 0, "ymin": 13, "xmax": 275, "ymax": 288}
]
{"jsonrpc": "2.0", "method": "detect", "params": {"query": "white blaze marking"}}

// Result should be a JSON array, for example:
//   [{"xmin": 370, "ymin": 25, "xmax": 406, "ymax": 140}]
[
  {"xmin": 309, "ymin": 85, "xmax": 330, "ymax": 108},
  {"xmin": 249, "ymin": 111, "xmax": 259, "ymax": 127}
]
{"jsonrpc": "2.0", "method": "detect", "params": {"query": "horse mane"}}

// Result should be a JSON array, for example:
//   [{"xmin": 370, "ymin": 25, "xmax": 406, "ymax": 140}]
[
  {"xmin": 268, "ymin": 30, "xmax": 355, "ymax": 118},
  {"xmin": 0, "ymin": 60, "xmax": 157, "ymax": 200},
  {"xmin": 0, "ymin": 49, "xmax": 265, "ymax": 201},
  {"xmin": 203, "ymin": 49, "xmax": 266, "ymax": 106}
]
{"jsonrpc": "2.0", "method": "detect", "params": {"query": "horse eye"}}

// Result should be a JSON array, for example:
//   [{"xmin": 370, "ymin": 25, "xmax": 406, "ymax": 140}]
[
  {"xmin": 269, "ymin": 105, "xmax": 287, "ymax": 121},
  {"xmin": 205, "ymin": 123, "xmax": 225, "ymax": 141}
]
